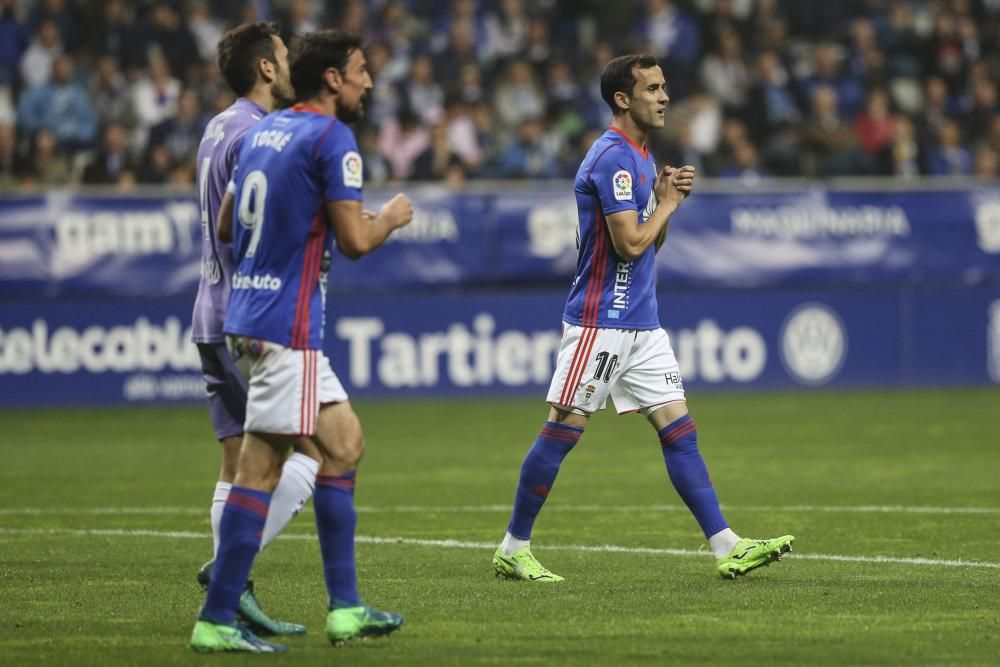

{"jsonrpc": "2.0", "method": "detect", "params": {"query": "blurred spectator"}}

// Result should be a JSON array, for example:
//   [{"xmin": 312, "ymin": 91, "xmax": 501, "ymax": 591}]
[
  {"xmin": 745, "ymin": 49, "xmax": 800, "ymax": 173},
  {"xmin": 188, "ymin": 2, "xmax": 225, "ymax": 62},
  {"xmin": 523, "ymin": 18, "xmax": 552, "ymax": 70},
  {"xmin": 17, "ymin": 54, "xmax": 96, "ymax": 150},
  {"xmin": 498, "ymin": 117, "xmax": 560, "ymax": 178},
  {"xmin": 699, "ymin": 28, "xmax": 750, "ymax": 115},
  {"xmin": 138, "ymin": 143, "xmax": 175, "ymax": 184},
  {"xmin": 799, "ymin": 43, "xmax": 865, "ymax": 120},
  {"xmin": 334, "ymin": 0, "xmax": 366, "ymax": 35},
  {"xmin": 854, "ymin": 88, "xmax": 896, "ymax": 162},
  {"xmin": 964, "ymin": 79, "xmax": 999, "ymax": 143},
  {"xmin": 483, "ymin": 0, "xmax": 529, "ymax": 63},
  {"xmin": 472, "ymin": 101, "xmax": 502, "ymax": 172},
  {"xmin": 0, "ymin": 121, "xmax": 19, "ymax": 188},
  {"xmin": 130, "ymin": 52, "xmax": 181, "ymax": 144},
  {"xmin": 925, "ymin": 119, "xmax": 972, "ymax": 176},
  {"xmin": 630, "ymin": 0, "xmax": 701, "ymax": 89},
  {"xmin": 90, "ymin": 55, "xmax": 137, "ymax": 130},
  {"xmin": 443, "ymin": 96, "xmax": 483, "ymax": 172},
  {"xmin": 883, "ymin": 0, "xmax": 923, "ymax": 79},
  {"xmin": 800, "ymin": 85, "xmax": 872, "ymax": 177},
  {"xmin": 493, "ymin": 60, "xmax": 546, "ymax": 134},
  {"xmin": 432, "ymin": 18, "xmax": 481, "ymax": 85},
  {"xmin": 29, "ymin": 0, "xmax": 77, "ymax": 51},
  {"xmin": 719, "ymin": 139, "xmax": 767, "ymax": 183},
  {"xmin": 144, "ymin": 2, "xmax": 201, "ymax": 79},
  {"xmin": 357, "ymin": 126, "xmax": 390, "ymax": 186},
  {"xmin": 683, "ymin": 91, "xmax": 722, "ymax": 159},
  {"xmin": 925, "ymin": 11, "xmax": 972, "ymax": 95},
  {"xmin": 987, "ymin": 114, "xmax": 1000, "ymax": 153},
  {"xmin": 654, "ymin": 119, "xmax": 705, "ymax": 174},
  {"xmin": 411, "ymin": 122, "xmax": 465, "ymax": 181},
  {"xmin": 23, "ymin": 128, "xmax": 69, "ymax": 186},
  {"xmin": 973, "ymin": 145, "xmax": 998, "ymax": 178},
  {"xmin": 149, "ymin": 88, "xmax": 207, "ymax": 164},
  {"xmin": 19, "ymin": 19, "xmax": 61, "ymax": 89},
  {"xmin": 285, "ymin": 0, "xmax": 322, "ymax": 37},
  {"xmin": 888, "ymin": 115, "xmax": 920, "ymax": 178},
  {"xmin": 366, "ymin": 41, "xmax": 403, "ymax": 126},
  {"xmin": 378, "ymin": 105, "xmax": 430, "ymax": 180},
  {"xmin": 405, "ymin": 54, "xmax": 445, "ymax": 124},
  {"xmin": 451, "ymin": 61, "xmax": 484, "ymax": 105},
  {"xmin": 84, "ymin": 0, "xmax": 143, "ymax": 70},
  {"xmin": 0, "ymin": 0, "xmax": 29, "ymax": 87},
  {"xmin": 82, "ymin": 122, "xmax": 136, "ymax": 186}
]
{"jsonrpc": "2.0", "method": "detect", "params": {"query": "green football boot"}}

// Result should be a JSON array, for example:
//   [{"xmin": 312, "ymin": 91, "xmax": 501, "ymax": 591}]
[
  {"xmin": 197, "ymin": 559, "xmax": 306, "ymax": 636},
  {"xmin": 189, "ymin": 619, "xmax": 288, "ymax": 653},
  {"xmin": 493, "ymin": 545, "xmax": 564, "ymax": 582},
  {"xmin": 717, "ymin": 535, "xmax": 795, "ymax": 579},
  {"xmin": 325, "ymin": 602, "xmax": 404, "ymax": 645}
]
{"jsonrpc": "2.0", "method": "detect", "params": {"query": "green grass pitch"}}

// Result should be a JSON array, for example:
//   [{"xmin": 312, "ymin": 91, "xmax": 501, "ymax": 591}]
[{"xmin": 1, "ymin": 388, "xmax": 998, "ymax": 666}]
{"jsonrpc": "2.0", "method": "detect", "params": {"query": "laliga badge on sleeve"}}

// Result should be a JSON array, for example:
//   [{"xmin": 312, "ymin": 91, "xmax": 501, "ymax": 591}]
[
  {"xmin": 613, "ymin": 170, "xmax": 633, "ymax": 201},
  {"xmin": 342, "ymin": 151, "xmax": 363, "ymax": 188}
]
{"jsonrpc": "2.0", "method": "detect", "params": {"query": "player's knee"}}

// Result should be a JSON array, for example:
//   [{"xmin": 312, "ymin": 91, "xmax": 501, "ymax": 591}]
[
  {"xmin": 235, "ymin": 434, "xmax": 291, "ymax": 492},
  {"xmin": 340, "ymin": 432, "xmax": 365, "ymax": 468}
]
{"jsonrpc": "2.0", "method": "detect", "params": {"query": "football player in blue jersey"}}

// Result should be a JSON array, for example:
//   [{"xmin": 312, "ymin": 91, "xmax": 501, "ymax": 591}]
[
  {"xmin": 191, "ymin": 21, "xmax": 315, "ymax": 639},
  {"xmin": 493, "ymin": 54, "xmax": 794, "ymax": 582},
  {"xmin": 190, "ymin": 30, "xmax": 413, "ymax": 654}
]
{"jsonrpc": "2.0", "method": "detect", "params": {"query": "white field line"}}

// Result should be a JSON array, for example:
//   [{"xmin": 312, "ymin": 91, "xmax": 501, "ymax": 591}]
[
  {"xmin": 0, "ymin": 503, "xmax": 998, "ymax": 516},
  {"xmin": 0, "ymin": 527, "xmax": 997, "ymax": 571}
]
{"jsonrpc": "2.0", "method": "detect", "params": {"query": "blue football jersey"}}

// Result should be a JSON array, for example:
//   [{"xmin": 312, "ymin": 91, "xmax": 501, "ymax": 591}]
[
  {"xmin": 562, "ymin": 128, "xmax": 660, "ymax": 330},
  {"xmin": 224, "ymin": 105, "xmax": 363, "ymax": 349}
]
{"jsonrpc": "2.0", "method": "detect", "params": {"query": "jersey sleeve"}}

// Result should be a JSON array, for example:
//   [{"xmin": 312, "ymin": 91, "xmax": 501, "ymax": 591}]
[
  {"xmin": 316, "ymin": 124, "xmax": 364, "ymax": 203},
  {"xmin": 589, "ymin": 146, "xmax": 639, "ymax": 216}
]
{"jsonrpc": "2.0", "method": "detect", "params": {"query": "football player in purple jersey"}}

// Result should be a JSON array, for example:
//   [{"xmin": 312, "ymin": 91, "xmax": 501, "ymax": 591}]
[
  {"xmin": 492, "ymin": 54, "xmax": 795, "ymax": 583},
  {"xmin": 191, "ymin": 22, "xmax": 313, "ymax": 637},
  {"xmin": 190, "ymin": 30, "xmax": 412, "ymax": 653}
]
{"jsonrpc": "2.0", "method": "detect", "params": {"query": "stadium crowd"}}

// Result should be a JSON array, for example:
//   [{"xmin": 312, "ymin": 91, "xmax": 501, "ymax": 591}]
[{"xmin": 0, "ymin": 0, "xmax": 999, "ymax": 190}]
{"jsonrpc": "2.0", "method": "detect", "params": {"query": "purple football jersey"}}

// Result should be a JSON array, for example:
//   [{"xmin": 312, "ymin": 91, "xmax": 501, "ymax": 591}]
[{"xmin": 191, "ymin": 98, "xmax": 267, "ymax": 343}]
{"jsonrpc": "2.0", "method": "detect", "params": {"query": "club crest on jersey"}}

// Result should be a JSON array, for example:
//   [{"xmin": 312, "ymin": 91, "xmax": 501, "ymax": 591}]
[
  {"xmin": 612, "ymin": 170, "xmax": 632, "ymax": 201},
  {"xmin": 342, "ymin": 151, "xmax": 363, "ymax": 188}
]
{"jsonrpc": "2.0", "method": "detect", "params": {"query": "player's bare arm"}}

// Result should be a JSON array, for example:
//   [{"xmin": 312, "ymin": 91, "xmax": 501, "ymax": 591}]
[
  {"xmin": 216, "ymin": 190, "xmax": 235, "ymax": 243},
  {"xmin": 325, "ymin": 194, "xmax": 413, "ymax": 259},
  {"xmin": 607, "ymin": 165, "xmax": 695, "ymax": 260}
]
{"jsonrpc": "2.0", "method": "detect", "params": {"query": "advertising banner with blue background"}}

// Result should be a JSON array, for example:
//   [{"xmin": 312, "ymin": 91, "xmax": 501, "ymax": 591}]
[
  {"xmin": 1, "ymin": 185, "xmax": 999, "ymax": 407},
  {"xmin": 3, "ymin": 185, "xmax": 1000, "ymax": 298}
]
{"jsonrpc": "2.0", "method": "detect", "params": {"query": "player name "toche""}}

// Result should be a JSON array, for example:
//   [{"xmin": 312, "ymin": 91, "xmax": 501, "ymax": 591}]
[{"xmin": 251, "ymin": 129, "xmax": 294, "ymax": 152}]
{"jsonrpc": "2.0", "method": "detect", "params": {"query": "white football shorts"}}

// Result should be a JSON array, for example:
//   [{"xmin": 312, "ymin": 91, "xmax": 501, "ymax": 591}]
[
  {"xmin": 546, "ymin": 324, "xmax": 686, "ymax": 415},
  {"xmin": 226, "ymin": 335, "xmax": 348, "ymax": 436}
]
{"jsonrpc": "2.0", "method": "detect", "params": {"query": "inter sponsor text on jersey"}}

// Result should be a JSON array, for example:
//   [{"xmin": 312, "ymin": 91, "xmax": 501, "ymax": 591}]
[
  {"xmin": 562, "ymin": 127, "xmax": 659, "ymax": 330},
  {"xmin": 224, "ymin": 105, "xmax": 363, "ymax": 349},
  {"xmin": 191, "ymin": 98, "xmax": 267, "ymax": 343}
]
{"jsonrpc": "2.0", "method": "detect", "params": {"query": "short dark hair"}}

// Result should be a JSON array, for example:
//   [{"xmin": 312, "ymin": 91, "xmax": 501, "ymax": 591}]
[
  {"xmin": 290, "ymin": 30, "xmax": 363, "ymax": 102},
  {"xmin": 217, "ymin": 22, "xmax": 280, "ymax": 97},
  {"xmin": 600, "ymin": 54, "xmax": 659, "ymax": 115}
]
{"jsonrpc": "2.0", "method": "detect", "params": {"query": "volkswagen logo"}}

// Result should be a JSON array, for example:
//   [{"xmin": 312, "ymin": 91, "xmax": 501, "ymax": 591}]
[{"xmin": 780, "ymin": 303, "xmax": 847, "ymax": 385}]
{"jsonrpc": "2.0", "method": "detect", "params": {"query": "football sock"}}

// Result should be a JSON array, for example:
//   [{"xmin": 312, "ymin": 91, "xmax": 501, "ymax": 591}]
[
  {"xmin": 658, "ymin": 415, "xmax": 729, "ymax": 539},
  {"xmin": 500, "ymin": 533, "xmax": 531, "ymax": 557},
  {"xmin": 506, "ymin": 421, "xmax": 583, "ymax": 542},
  {"xmin": 314, "ymin": 471, "xmax": 360, "ymax": 607},
  {"xmin": 210, "ymin": 481, "xmax": 232, "ymax": 557},
  {"xmin": 260, "ymin": 452, "xmax": 319, "ymax": 549},
  {"xmin": 201, "ymin": 486, "xmax": 270, "ymax": 625},
  {"xmin": 708, "ymin": 528, "xmax": 741, "ymax": 557}
]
